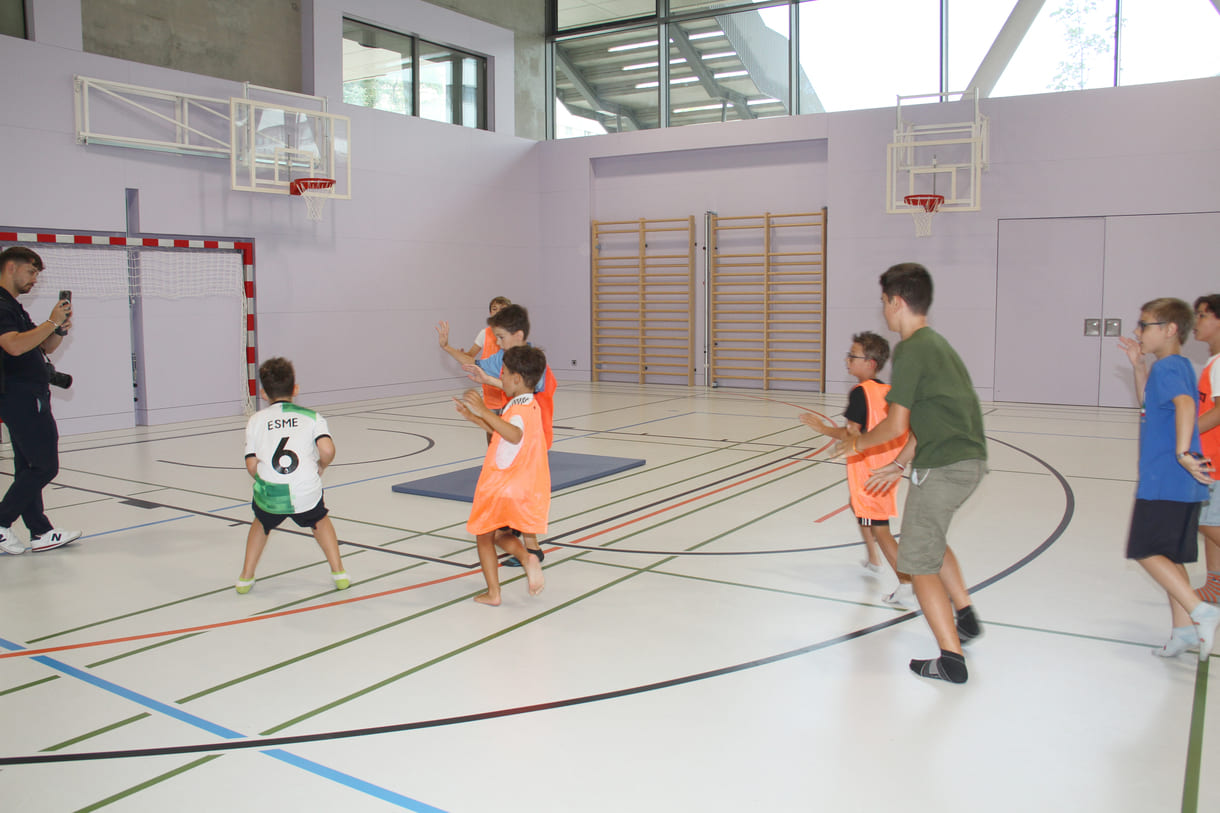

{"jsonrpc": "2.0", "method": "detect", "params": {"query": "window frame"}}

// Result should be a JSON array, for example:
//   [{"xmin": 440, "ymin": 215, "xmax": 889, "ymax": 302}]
[{"xmin": 342, "ymin": 17, "xmax": 489, "ymax": 131}]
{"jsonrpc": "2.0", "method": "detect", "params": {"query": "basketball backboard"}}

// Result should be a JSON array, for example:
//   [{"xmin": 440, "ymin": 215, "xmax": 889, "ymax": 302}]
[
  {"xmin": 886, "ymin": 90, "xmax": 987, "ymax": 214},
  {"xmin": 231, "ymin": 98, "xmax": 351, "ymax": 199}
]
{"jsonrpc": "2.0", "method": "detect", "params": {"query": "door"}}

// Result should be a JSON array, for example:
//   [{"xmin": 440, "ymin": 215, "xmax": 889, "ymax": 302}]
[
  {"xmin": 996, "ymin": 213, "xmax": 1220, "ymax": 407},
  {"xmin": 995, "ymin": 218, "xmax": 1106, "ymax": 405}
]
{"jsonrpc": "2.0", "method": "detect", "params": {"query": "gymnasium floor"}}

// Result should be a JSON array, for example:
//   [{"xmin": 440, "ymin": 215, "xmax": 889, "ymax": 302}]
[{"xmin": 0, "ymin": 381, "xmax": 1215, "ymax": 812}]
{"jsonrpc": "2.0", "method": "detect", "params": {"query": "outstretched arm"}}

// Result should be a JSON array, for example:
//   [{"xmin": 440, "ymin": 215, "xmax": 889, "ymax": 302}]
[{"xmin": 436, "ymin": 320, "xmax": 476, "ymax": 366}]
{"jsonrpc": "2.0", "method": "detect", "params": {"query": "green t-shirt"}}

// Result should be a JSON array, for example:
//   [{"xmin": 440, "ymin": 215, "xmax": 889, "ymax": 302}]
[{"xmin": 887, "ymin": 326, "xmax": 987, "ymax": 469}]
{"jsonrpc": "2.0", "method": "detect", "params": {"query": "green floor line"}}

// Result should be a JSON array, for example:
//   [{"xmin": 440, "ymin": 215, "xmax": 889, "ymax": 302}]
[
  {"xmin": 43, "ymin": 713, "xmax": 151, "ymax": 753},
  {"xmin": 39, "ymin": 444, "xmax": 833, "ymax": 752},
  {"xmin": 75, "ymin": 754, "xmax": 222, "ymax": 812},
  {"xmin": 1181, "ymin": 657, "xmax": 1209, "ymax": 813}
]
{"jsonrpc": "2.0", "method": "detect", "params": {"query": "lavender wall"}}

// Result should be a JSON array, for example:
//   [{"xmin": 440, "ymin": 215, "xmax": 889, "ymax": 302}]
[
  {"xmin": 0, "ymin": 0, "xmax": 539, "ymax": 432},
  {"xmin": 3, "ymin": 0, "xmax": 1219, "ymax": 424},
  {"xmin": 537, "ymin": 77, "xmax": 1220, "ymax": 399}
]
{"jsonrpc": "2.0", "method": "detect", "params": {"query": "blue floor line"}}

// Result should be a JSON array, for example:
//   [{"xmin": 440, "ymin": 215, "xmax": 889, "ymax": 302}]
[{"xmin": 0, "ymin": 636, "xmax": 447, "ymax": 812}]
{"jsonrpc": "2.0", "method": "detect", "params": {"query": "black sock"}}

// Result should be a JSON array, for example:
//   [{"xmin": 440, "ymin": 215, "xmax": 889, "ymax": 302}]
[
  {"xmin": 955, "ymin": 605, "xmax": 981, "ymax": 641},
  {"xmin": 909, "ymin": 650, "xmax": 968, "ymax": 684}
]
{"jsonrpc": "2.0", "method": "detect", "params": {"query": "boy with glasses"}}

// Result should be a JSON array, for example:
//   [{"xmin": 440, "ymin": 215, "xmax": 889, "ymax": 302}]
[{"xmin": 1117, "ymin": 299, "xmax": 1218, "ymax": 659}]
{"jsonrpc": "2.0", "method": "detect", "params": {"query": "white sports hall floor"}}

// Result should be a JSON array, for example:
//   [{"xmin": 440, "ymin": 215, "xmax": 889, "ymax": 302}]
[{"xmin": 0, "ymin": 382, "xmax": 1215, "ymax": 813}]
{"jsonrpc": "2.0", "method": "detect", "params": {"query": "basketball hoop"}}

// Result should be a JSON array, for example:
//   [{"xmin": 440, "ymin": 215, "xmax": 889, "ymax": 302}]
[
  {"xmin": 903, "ymin": 194, "xmax": 943, "ymax": 238},
  {"xmin": 290, "ymin": 177, "xmax": 336, "ymax": 221}
]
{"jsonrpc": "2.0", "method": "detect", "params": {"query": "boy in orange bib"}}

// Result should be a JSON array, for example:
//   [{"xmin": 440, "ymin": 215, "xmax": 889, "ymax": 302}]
[
  {"xmin": 454, "ymin": 345, "xmax": 549, "ymax": 605},
  {"xmin": 801, "ymin": 332, "xmax": 910, "ymax": 603}
]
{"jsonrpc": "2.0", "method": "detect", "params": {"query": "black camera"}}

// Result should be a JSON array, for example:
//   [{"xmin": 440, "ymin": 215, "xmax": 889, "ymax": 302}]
[{"xmin": 46, "ymin": 361, "xmax": 72, "ymax": 389}]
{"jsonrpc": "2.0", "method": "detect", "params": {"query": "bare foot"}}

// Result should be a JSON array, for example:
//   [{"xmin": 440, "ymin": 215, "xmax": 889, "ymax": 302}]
[
  {"xmin": 474, "ymin": 592, "xmax": 501, "ymax": 606},
  {"xmin": 523, "ymin": 553, "xmax": 545, "ymax": 596}
]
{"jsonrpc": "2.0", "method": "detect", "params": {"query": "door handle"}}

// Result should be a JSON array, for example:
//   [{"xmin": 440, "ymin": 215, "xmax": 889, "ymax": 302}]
[
  {"xmin": 1103, "ymin": 318, "xmax": 1122, "ymax": 337},
  {"xmin": 1084, "ymin": 319, "xmax": 1101, "ymax": 336}
]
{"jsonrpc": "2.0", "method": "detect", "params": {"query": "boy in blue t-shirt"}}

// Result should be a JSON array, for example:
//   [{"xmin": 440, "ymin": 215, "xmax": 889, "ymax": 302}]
[{"xmin": 1118, "ymin": 298, "xmax": 1218, "ymax": 660}]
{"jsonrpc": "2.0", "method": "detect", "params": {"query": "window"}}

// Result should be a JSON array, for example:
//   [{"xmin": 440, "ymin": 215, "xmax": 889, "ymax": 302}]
[
  {"xmin": 668, "ymin": 9, "xmax": 792, "ymax": 127},
  {"xmin": 342, "ymin": 18, "xmax": 488, "ymax": 130},
  {"xmin": 555, "ymin": 27, "xmax": 661, "ymax": 134},
  {"xmin": 0, "ymin": 0, "xmax": 27, "ymax": 39},
  {"xmin": 798, "ymin": 0, "xmax": 940, "ymax": 113},
  {"xmin": 1118, "ymin": 0, "xmax": 1220, "ymax": 87},
  {"xmin": 550, "ymin": 0, "xmax": 1220, "ymax": 139}
]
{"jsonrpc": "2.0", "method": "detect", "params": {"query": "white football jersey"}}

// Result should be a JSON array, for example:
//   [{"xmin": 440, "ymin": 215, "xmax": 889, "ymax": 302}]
[{"xmin": 245, "ymin": 402, "xmax": 330, "ymax": 514}]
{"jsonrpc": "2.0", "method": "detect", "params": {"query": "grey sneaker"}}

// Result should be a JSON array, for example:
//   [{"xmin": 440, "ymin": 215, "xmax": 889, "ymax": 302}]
[
  {"xmin": 0, "ymin": 526, "xmax": 27, "ymax": 555},
  {"xmin": 30, "ymin": 529, "xmax": 81, "ymax": 552}
]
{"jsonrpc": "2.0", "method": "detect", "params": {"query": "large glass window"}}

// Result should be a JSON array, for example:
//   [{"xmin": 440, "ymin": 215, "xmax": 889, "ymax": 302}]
[
  {"xmin": 991, "ymin": 0, "xmax": 1116, "ymax": 97},
  {"xmin": 558, "ymin": 0, "xmax": 655, "ymax": 30},
  {"xmin": 798, "ymin": 0, "xmax": 940, "ymax": 113},
  {"xmin": 419, "ymin": 40, "xmax": 486, "ymax": 128},
  {"xmin": 668, "ymin": 9, "xmax": 792, "ymax": 127},
  {"xmin": 342, "ymin": 18, "xmax": 487, "ymax": 130},
  {"xmin": 1118, "ymin": 0, "xmax": 1220, "ymax": 86},
  {"xmin": 0, "ymin": 0, "xmax": 27, "ymax": 39},
  {"xmin": 555, "ymin": 27, "xmax": 661, "ymax": 134},
  {"xmin": 947, "ymin": 1, "xmax": 1015, "ymax": 91},
  {"xmin": 551, "ymin": 0, "xmax": 1220, "ymax": 138}
]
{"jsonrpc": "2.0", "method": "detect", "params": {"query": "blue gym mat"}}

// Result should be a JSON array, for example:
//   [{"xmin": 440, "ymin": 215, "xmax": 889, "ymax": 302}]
[{"xmin": 391, "ymin": 451, "xmax": 646, "ymax": 503}]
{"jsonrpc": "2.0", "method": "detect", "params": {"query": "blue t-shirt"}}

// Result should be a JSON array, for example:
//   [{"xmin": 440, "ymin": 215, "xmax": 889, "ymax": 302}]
[
  {"xmin": 476, "ymin": 347, "xmax": 545, "ymax": 394},
  {"xmin": 1137, "ymin": 353, "xmax": 1208, "ymax": 502}
]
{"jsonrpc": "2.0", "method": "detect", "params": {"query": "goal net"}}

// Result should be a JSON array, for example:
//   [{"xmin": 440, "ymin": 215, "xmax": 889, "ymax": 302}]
[{"xmin": 8, "ymin": 240, "xmax": 254, "ymax": 417}]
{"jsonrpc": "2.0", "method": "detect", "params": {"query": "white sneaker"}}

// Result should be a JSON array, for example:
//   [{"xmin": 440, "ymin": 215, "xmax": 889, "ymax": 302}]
[
  {"xmin": 0, "ymin": 526, "xmax": 27, "ymax": 555},
  {"xmin": 861, "ymin": 560, "xmax": 883, "ymax": 576},
  {"xmin": 883, "ymin": 583, "xmax": 917, "ymax": 610},
  {"xmin": 30, "ymin": 529, "xmax": 81, "ymax": 552}
]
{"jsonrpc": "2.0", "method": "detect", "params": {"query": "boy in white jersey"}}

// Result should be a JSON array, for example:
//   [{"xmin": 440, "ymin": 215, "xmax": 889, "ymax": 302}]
[{"xmin": 235, "ymin": 357, "xmax": 349, "ymax": 594}]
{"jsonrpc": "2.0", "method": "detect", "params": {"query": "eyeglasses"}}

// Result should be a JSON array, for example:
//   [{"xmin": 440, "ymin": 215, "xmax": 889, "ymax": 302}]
[
  {"xmin": 845, "ymin": 353, "xmax": 867, "ymax": 361},
  {"xmin": 1136, "ymin": 320, "xmax": 1168, "ymax": 331}
]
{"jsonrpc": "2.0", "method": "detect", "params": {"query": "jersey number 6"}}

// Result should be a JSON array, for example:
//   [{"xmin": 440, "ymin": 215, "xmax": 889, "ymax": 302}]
[{"xmin": 272, "ymin": 437, "xmax": 300, "ymax": 475}]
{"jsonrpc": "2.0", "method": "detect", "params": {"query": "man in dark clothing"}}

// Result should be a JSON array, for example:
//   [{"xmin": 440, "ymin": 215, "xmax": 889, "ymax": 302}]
[{"xmin": 0, "ymin": 246, "xmax": 80, "ymax": 555}]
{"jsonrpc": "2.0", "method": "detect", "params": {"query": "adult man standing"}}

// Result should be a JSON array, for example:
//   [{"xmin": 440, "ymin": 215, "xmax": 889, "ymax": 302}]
[{"xmin": 0, "ymin": 246, "xmax": 81, "ymax": 555}]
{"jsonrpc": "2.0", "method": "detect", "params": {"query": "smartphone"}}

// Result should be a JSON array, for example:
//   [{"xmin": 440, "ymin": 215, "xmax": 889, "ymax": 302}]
[{"xmin": 59, "ymin": 290, "xmax": 72, "ymax": 303}]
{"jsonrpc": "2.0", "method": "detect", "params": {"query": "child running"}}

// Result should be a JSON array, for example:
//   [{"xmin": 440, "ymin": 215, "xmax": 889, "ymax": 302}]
[
  {"xmin": 801, "ymin": 331, "xmax": 911, "ymax": 605},
  {"xmin": 236, "ymin": 357, "xmax": 349, "ymax": 594},
  {"xmin": 454, "ymin": 345, "xmax": 549, "ymax": 605}
]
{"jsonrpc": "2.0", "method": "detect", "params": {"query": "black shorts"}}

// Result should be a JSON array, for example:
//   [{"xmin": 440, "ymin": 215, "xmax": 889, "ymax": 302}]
[
  {"xmin": 856, "ymin": 516, "xmax": 890, "ymax": 527},
  {"xmin": 252, "ymin": 497, "xmax": 328, "ymax": 533},
  {"xmin": 1126, "ymin": 499, "xmax": 1200, "ymax": 563}
]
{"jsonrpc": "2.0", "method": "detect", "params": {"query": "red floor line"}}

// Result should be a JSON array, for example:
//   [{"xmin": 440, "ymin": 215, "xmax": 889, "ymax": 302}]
[
  {"xmin": 815, "ymin": 503, "xmax": 853, "ymax": 523},
  {"xmin": 2, "ymin": 441, "xmax": 832, "ymax": 661}
]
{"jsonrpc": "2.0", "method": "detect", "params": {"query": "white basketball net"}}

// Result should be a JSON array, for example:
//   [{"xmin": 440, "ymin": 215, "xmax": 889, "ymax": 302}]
[
  {"xmin": 905, "ymin": 195, "xmax": 943, "ymax": 238},
  {"xmin": 292, "ymin": 179, "xmax": 336, "ymax": 221},
  {"xmin": 299, "ymin": 188, "xmax": 331, "ymax": 221},
  {"xmin": 909, "ymin": 207, "xmax": 937, "ymax": 237}
]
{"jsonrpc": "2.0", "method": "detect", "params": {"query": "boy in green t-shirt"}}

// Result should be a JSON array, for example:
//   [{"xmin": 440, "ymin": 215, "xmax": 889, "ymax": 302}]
[{"xmin": 848, "ymin": 263, "xmax": 987, "ymax": 684}]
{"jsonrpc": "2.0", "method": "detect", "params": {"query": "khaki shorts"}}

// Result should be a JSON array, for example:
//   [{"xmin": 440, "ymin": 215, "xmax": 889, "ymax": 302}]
[{"xmin": 896, "ymin": 458, "xmax": 987, "ymax": 575}]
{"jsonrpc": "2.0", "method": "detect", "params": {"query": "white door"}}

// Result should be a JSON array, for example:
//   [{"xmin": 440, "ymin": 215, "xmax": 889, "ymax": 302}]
[
  {"xmin": 995, "ymin": 218, "xmax": 1106, "ymax": 405},
  {"xmin": 1098, "ymin": 213, "xmax": 1220, "ymax": 407},
  {"xmin": 996, "ymin": 213, "xmax": 1220, "ymax": 407}
]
